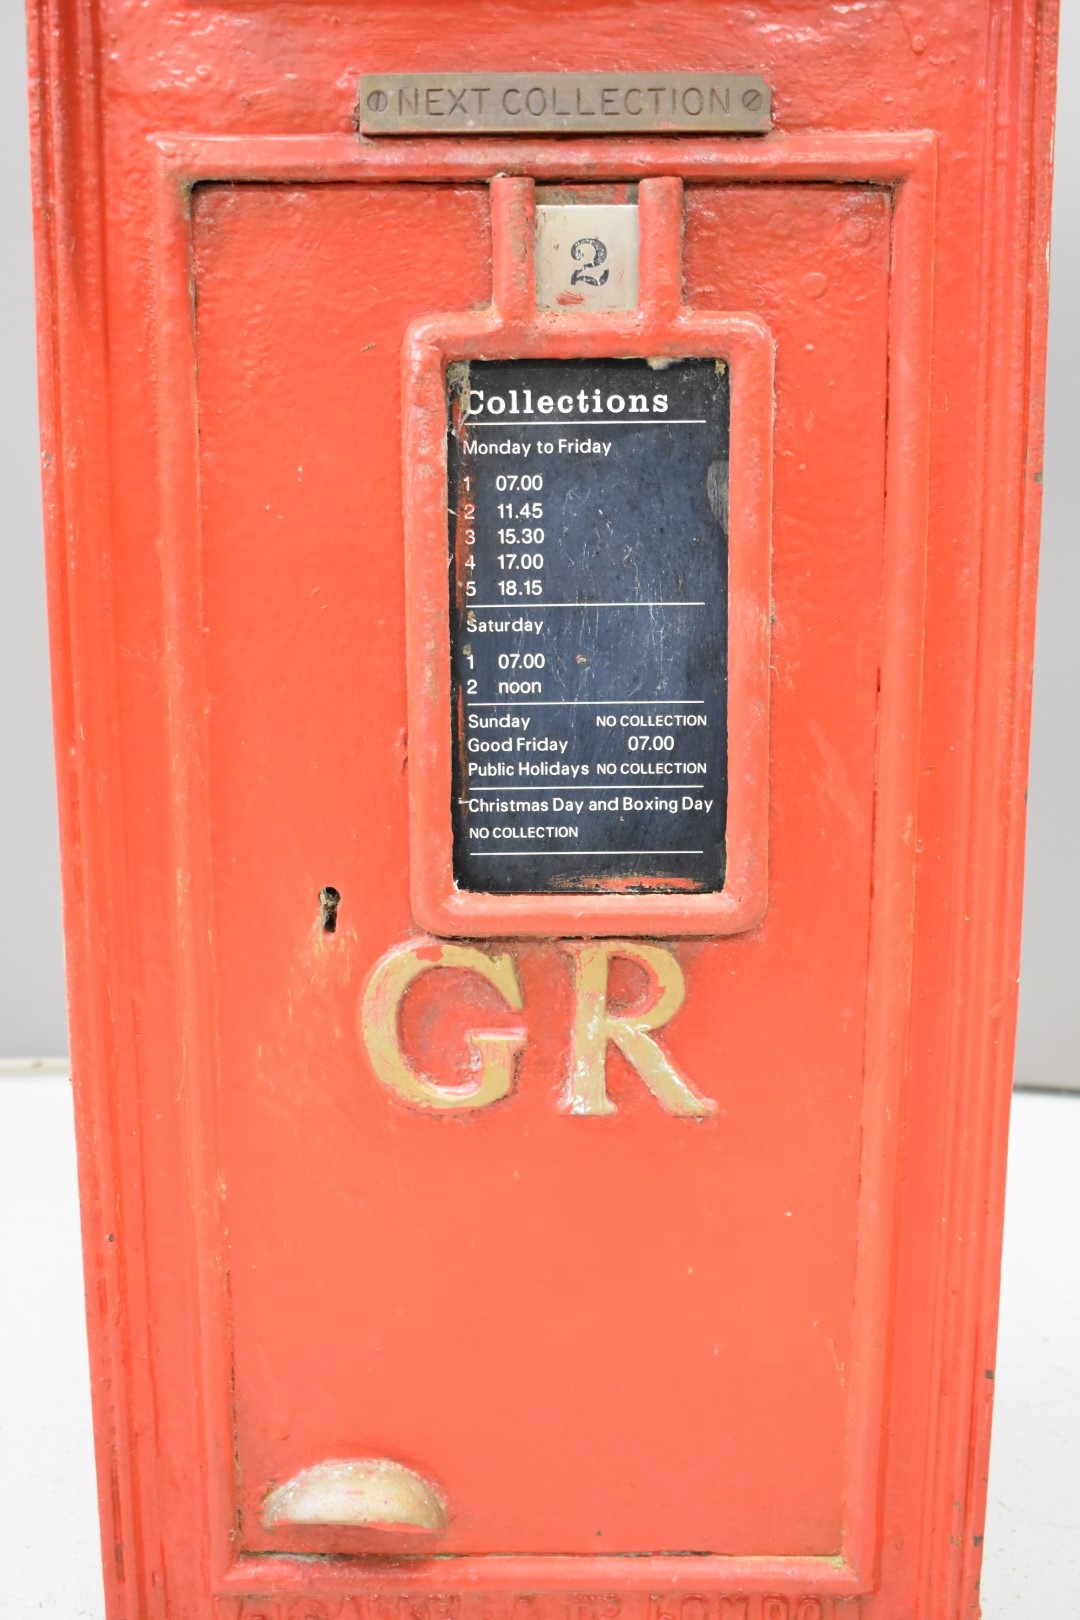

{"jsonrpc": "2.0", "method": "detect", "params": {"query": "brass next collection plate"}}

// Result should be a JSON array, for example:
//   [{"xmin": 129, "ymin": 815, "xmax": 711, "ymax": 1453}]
[{"xmin": 357, "ymin": 72, "xmax": 772, "ymax": 136}]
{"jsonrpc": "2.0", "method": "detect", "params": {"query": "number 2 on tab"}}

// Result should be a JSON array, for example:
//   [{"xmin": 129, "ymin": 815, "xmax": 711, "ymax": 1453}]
[{"xmin": 570, "ymin": 237, "xmax": 609, "ymax": 287}]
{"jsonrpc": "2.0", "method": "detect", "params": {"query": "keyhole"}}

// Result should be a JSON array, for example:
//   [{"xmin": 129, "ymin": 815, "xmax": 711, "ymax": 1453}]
[{"xmin": 319, "ymin": 886, "xmax": 341, "ymax": 933}]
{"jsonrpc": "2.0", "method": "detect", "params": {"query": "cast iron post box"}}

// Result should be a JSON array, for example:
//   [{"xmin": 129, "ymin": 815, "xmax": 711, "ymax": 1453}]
[{"xmin": 27, "ymin": 4, "xmax": 1057, "ymax": 1618}]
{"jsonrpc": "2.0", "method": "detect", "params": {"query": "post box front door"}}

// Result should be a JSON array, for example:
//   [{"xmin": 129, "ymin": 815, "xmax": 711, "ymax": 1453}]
[{"xmin": 196, "ymin": 169, "xmax": 888, "ymax": 1563}]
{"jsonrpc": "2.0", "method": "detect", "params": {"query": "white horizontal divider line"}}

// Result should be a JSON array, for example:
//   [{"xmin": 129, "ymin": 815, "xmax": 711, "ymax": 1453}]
[
  {"xmin": 472, "ymin": 849, "xmax": 704, "ymax": 857},
  {"xmin": 467, "ymin": 699, "xmax": 706, "ymax": 707},
  {"xmin": 459, "ymin": 785, "xmax": 708, "ymax": 794},
  {"xmin": 465, "ymin": 419, "xmax": 707, "ymax": 427}
]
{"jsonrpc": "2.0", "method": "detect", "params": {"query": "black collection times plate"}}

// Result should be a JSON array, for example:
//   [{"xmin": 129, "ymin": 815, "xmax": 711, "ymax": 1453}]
[{"xmin": 447, "ymin": 356, "xmax": 729, "ymax": 896}]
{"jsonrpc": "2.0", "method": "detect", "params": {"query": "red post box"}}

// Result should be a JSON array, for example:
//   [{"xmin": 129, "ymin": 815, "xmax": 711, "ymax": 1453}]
[{"xmin": 27, "ymin": 5, "xmax": 1057, "ymax": 1618}]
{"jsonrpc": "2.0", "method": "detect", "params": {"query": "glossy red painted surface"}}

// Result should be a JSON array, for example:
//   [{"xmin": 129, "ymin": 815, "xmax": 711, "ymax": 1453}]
[{"xmin": 26, "ymin": 3, "xmax": 1056, "ymax": 1618}]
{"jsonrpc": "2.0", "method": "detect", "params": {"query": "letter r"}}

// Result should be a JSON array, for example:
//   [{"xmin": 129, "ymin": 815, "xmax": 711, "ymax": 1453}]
[{"xmin": 561, "ymin": 941, "xmax": 716, "ymax": 1117}]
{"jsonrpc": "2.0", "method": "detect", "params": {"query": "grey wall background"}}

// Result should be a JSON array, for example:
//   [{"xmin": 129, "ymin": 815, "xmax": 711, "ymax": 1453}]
[
  {"xmin": 1, "ymin": 1, "xmax": 67, "ymax": 1056},
  {"xmin": 1, "ymin": 11, "xmax": 1077, "ymax": 1082},
  {"xmin": 1015, "ymin": 8, "xmax": 1080, "ymax": 1090}
]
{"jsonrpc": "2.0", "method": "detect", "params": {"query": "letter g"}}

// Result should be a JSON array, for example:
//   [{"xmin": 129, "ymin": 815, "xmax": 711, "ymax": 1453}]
[{"xmin": 359, "ymin": 940, "xmax": 525, "ymax": 1110}]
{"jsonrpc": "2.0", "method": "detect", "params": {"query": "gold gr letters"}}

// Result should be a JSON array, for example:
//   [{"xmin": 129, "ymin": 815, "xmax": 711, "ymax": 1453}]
[{"xmin": 359, "ymin": 938, "xmax": 714, "ymax": 1117}]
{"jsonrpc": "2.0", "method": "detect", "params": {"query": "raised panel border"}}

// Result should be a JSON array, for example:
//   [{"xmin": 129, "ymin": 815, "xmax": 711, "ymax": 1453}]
[{"xmin": 404, "ymin": 173, "xmax": 774, "ymax": 937}]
